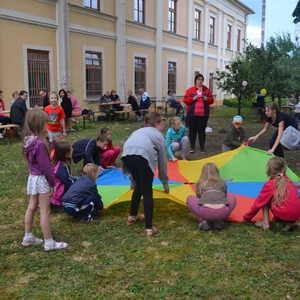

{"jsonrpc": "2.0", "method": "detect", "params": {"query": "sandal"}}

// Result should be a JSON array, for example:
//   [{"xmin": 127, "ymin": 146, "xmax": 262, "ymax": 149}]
[
  {"xmin": 255, "ymin": 220, "xmax": 270, "ymax": 230},
  {"xmin": 127, "ymin": 214, "xmax": 145, "ymax": 225},
  {"xmin": 44, "ymin": 240, "xmax": 68, "ymax": 252},
  {"xmin": 146, "ymin": 226, "xmax": 157, "ymax": 237}
]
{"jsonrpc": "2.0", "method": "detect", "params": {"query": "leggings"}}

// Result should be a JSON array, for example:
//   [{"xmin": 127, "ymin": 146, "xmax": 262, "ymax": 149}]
[
  {"xmin": 186, "ymin": 194, "xmax": 237, "ymax": 222},
  {"xmin": 187, "ymin": 115, "xmax": 209, "ymax": 150},
  {"xmin": 122, "ymin": 155, "xmax": 154, "ymax": 229}
]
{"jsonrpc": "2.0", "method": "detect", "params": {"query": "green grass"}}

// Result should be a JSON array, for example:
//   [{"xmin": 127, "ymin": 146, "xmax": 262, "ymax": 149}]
[{"xmin": 1, "ymin": 107, "xmax": 300, "ymax": 299}]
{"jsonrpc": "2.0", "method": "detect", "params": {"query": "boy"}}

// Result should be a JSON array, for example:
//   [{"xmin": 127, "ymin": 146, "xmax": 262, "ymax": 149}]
[
  {"xmin": 222, "ymin": 115, "xmax": 246, "ymax": 152},
  {"xmin": 62, "ymin": 163, "xmax": 103, "ymax": 222},
  {"xmin": 44, "ymin": 91, "xmax": 66, "ymax": 142},
  {"xmin": 72, "ymin": 134, "xmax": 109, "ymax": 169}
]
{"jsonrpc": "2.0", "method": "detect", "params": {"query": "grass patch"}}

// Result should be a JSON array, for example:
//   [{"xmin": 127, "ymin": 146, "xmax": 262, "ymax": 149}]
[{"xmin": 1, "ymin": 107, "xmax": 300, "ymax": 299}]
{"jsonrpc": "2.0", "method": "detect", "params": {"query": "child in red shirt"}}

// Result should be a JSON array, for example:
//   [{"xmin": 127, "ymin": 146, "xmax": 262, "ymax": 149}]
[
  {"xmin": 44, "ymin": 91, "xmax": 66, "ymax": 142},
  {"xmin": 243, "ymin": 157, "xmax": 300, "ymax": 229},
  {"xmin": 100, "ymin": 127, "xmax": 121, "ymax": 168}
]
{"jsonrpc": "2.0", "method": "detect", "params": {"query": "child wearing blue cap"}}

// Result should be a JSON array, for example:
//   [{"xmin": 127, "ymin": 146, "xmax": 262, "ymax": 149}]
[{"xmin": 222, "ymin": 115, "xmax": 246, "ymax": 152}]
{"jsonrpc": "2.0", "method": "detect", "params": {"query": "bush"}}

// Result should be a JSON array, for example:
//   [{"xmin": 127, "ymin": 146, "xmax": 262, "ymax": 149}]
[{"xmin": 223, "ymin": 97, "xmax": 254, "ymax": 108}]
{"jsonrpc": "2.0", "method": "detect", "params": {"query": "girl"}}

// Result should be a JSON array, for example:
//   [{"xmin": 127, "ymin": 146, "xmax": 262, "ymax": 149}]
[
  {"xmin": 122, "ymin": 112, "xmax": 169, "ymax": 236},
  {"xmin": 166, "ymin": 116, "xmax": 188, "ymax": 161},
  {"xmin": 248, "ymin": 102, "xmax": 297, "ymax": 158},
  {"xmin": 44, "ymin": 91, "xmax": 67, "ymax": 143},
  {"xmin": 21, "ymin": 109, "xmax": 68, "ymax": 251},
  {"xmin": 100, "ymin": 127, "xmax": 121, "ymax": 168},
  {"xmin": 51, "ymin": 141, "xmax": 77, "ymax": 207},
  {"xmin": 59, "ymin": 89, "xmax": 73, "ymax": 131},
  {"xmin": 186, "ymin": 163, "xmax": 237, "ymax": 231},
  {"xmin": 243, "ymin": 157, "xmax": 300, "ymax": 229}
]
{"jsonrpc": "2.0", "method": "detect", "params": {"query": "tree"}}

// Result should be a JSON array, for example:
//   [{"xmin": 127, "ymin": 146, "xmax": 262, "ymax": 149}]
[{"xmin": 214, "ymin": 53, "xmax": 254, "ymax": 115}]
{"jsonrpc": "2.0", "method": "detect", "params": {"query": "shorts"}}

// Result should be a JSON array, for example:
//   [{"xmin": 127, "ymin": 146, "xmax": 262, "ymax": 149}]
[
  {"xmin": 27, "ymin": 174, "xmax": 50, "ymax": 195},
  {"xmin": 47, "ymin": 131, "xmax": 62, "ymax": 143}
]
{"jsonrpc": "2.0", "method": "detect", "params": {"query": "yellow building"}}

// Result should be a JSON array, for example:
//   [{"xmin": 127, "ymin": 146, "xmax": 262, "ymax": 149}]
[{"xmin": 0, "ymin": 0, "xmax": 253, "ymax": 109}]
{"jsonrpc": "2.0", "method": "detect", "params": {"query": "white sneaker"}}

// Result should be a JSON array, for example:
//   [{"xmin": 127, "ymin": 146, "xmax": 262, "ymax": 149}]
[
  {"xmin": 0, "ymin": 133, "xmax": 3, "ymax": 138},
  {"xmin": 22, "ymin": 236, "xmax": 43, "ymax": 246},
  {"xmin": 44, "ymin": 240, "xmax": 68, "ymax": 252},
  {"xmin": 137, "ymin": 116, "xmax": 144, "ymax": 121}
]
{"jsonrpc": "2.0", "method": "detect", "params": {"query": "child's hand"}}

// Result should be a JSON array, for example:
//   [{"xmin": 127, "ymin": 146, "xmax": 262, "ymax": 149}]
[
  {"xmin": 242, "ymin": 218, "xmax": 248, "ymax": 223},
  {"xmin": 49, "ymin": 187, "xmax": 55, "ymax": 196},
  {"xmin": 172, "ymin": 157, "xmax": 178, "ymax": 162},
  {"xmin": 164, "ymin": 187, "xmax": 170, "ymax": 193},
  {"xmin": 297, "ymin": 181, "xmax": 300, "ymax": 188}
]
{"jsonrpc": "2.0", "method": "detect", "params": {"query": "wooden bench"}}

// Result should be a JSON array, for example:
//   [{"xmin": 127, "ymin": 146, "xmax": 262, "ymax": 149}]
[
  {"xmin": 72, "ymin": 114, "xmax": 92, "ymax": 129},
  {"xmin": 0, "ymin": 124, "xmax": 20, "ymax": 138},
  {"xmin": 0, "ymin": 124, "xmax": 19, "ymax": 130}
]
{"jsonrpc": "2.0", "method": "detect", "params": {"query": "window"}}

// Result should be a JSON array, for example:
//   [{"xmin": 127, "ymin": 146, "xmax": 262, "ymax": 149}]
[
  {"xmin": 209, "ymin": 72, "xmax": 214, "ymax": 93},
  {"xmin": 168, "ymin": 61, "xmax": 177, "ymax": 93},
  {"xmin": 27, "ymin": 50, "xmax": 50, "ymax": 107},
  {"xmin": 209, "ymin": 16, "xmax": 215, "ymax": 44},
  {"xmin": 194, "ymin": 9, "xmax": 201, "ymax": 40},
  {"xmin": 237, "ymin": 29, "xmax": 241, "ymax": 52},
  {"xmin": 134, "ymin": 0, "xmax": 145, "ymax": 24},
  {"xmin": 85, "ymin": 51, "xmax": 102, "ymax": 98},
  {"xmin": 168, "ymin": 0, "xmax": 177, "ymax": 33},
  {"xmin": 134, "ymin": 57, "xmax": 146, "ymax": 95},
  {"xmin": 227, "ymin": 25, "xmax": 232, "ymax": 49},
  {"xmin": 84, "ymin": 0, "xmax": 100, "ymax": 11}
]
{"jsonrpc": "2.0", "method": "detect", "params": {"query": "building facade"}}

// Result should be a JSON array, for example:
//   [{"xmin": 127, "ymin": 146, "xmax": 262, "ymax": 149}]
[{"xmin": 0, "ymin": 0, "xmax": 253, "ymax": 109}]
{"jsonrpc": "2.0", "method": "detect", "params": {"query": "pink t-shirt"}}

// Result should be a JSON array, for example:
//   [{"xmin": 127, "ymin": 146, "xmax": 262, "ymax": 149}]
[{"xmin": 70, "ymin": 96, "xmax": 82, "ymax": 112}]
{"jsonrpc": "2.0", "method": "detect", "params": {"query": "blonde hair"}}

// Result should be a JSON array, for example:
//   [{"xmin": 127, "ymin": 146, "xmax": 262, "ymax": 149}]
[
  {"xmin": 48, "ymin": 91, "xmax": 58, "ymax": 99},
  {"xmin": 83, "ymin": 163, "xmax": 99, "ymax": 177},
  {"xmin": 12, "ymin": 90, "xmax": 19, "ymax": 97},
  {"xmin": 266, "ymin": 157, "xmax": 289, "ymax": 207},
  {"xmin": 266, "ymin": 102, "xmax": 280, "ymax": 113},
  {"xmin": 195, "ymin": 163, "xmax": 226, "ymax": 196},
  {"xmin": 22, "ymin": 109, "xmax": 50, "ymax": 158},
  {"xmin": 168, "ymin": 116, "xmax": 180, "ymax": 127}
]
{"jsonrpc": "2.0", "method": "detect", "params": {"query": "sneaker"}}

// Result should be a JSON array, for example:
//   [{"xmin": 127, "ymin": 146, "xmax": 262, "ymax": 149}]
[
  {"xmin": 81, "ymin": 217, "xmax": 95, "ymax": 223},
  {"xmin": 189, "ymin": 149, "xmax": 195, "ymax": 154},
  {"xmin": 213, "ymin": 221, "xmax": 226, "ymax": 229},
  {"xmin": 197, "ymin": 220, "xmax": 211, "ymax": 231},
  {"xmin": 200, "ymin": 149, "xmax": 205, "ymax": 154},
  {"xmin": 137, "ymin": 116, "xmax": 144, "ymax": 121},
  {"xmin": 22, "ymin": 236, "xmax": 43, "ymax": 246},
  {"xmin": 254, "ymin": 220, "xmax": 269, "ymax": 229},
  {"xmin": 0, "ymin": 133, "xmax": 3, "ymax": 138},
  {"xmin": 44, "ymin": 240, "xmax": 68, "ymax": 252}
]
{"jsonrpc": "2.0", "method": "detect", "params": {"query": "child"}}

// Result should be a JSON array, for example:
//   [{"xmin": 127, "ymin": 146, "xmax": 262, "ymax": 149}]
[
  {"xmin": 222, "ymin": 115, "xmax": 246, "ymax": 152},
  {"xmin": 51, "ymin": 141, "xmax": 78, "ymax": 207},
  {"xmin": 186, "ymin": 163, "xmax": 237, "ymax": 231},
  {"xmin": 21, "ymin": 109, "xmax": 68, "ymax": 251},
  {"xmin": 243, "ymin": 157, "xmax": 300, "ymax": 229},
  {"xmin": 44, "ymin": 91, "xmax": 67, "ymax": 143},
  {"xmin": 62, "ymin": 163, "xmax": 104, "ymax": 222},
  {"xmin": 166, "ymin": 116, "xmax": 188, "ymax": 161},
  {"xmin": 72, "ymin": 134, "xmax": 109, "ymax": 169},
  {"xmin": 100, "ymin": 127, "xmax": 121, "ymax": 168}
]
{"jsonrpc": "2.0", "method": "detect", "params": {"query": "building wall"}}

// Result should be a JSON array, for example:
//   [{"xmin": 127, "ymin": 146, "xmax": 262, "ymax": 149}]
[{"xmin": 0, "ymin": 0, "xmax": 253, "ymax": 109}]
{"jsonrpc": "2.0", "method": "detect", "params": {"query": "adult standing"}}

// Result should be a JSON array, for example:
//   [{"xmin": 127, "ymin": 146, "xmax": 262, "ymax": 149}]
[
  {"xmin": 10, "ymin": 90, "xmax": 28, "ymax": 131},
  {"xmin": 121, "ymin": 112, "xmax": 169, "ymax": 237},
  {"xmin": 248, "ymin": 102, "xmax": 297, "ymax": 158},
  {"xmin": 183, "ymin": 74, "xmax": 214, "ymax": 153}
]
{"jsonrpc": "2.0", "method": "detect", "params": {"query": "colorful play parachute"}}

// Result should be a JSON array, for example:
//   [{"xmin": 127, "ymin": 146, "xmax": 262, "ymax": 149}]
[{"xmin": 96, "ymin": 146, "xmax": 299, "ymax": 222}]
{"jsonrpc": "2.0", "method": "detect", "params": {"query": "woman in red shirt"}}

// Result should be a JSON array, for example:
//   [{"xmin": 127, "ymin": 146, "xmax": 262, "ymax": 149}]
[{"xmin": 183, "ymin": 74, "xmax": 214, "ymax": 154}]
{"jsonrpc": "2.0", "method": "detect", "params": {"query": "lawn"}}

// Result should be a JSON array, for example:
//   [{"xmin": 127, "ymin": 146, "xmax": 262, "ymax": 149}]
[{"xmin": 1, "ymin": 107, "xmax": 300, "ymax": 299}]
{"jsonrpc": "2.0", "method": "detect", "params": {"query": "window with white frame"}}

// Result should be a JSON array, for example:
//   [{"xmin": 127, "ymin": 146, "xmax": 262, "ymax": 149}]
[
  {"xmin": 85, "ymin": 51, "xmax": 102, "ymax": 98},
  {"xmin": 227, "ymin": 24, "xmax": 232, "ymax": 49},
  {"xmin": 168, "ymin": 0, "xmax": 177, "ymax": 33},
  {"xmin": 134, "ymin": 57, "xmax": 146, "ymax": 95},
  {"xmin": 209, "ymin": 16, "xmax": 215, "ymax": 44},
  {"xmin": 168, "ymin": 61, "xmax": 177, "ymax": 93},
  {"xmin": 194, "ymin": 9, "xmax": 201, "ymax": 40},
  {"xmin": 134, "ymin": 0, "xmax": 145, "ymax": 24},
  {"xmin": 84, "ymin": 0, "xmax": 100, "ymax": 11}
]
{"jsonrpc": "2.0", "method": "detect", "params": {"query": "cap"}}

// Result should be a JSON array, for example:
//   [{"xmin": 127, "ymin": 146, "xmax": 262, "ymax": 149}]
[{"xmin": 232, "ymin": 115, "xmax": 243, "ymax": 124}]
